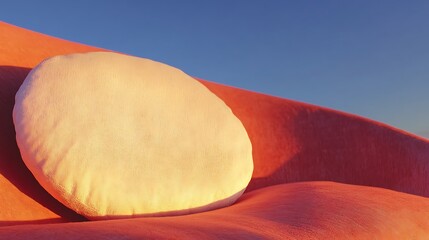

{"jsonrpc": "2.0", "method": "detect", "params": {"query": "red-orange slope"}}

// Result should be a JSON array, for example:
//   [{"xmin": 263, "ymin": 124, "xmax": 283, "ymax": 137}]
[
  {"xmin": 200, "ymin": 79, "xmax": 429, "ymax": 195},
  {"xmin": 1, "ymin": 182, "xmax": 429, "ymax": 239},
  {"xmin": 0, "ymin": 21, "xmax": 428, "ymax": 238}
]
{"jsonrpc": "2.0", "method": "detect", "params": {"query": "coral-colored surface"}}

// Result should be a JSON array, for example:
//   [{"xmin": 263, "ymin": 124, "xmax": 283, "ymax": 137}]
[
  {"xmin": 1, "ymin": 21, "xmax": 429, "ymax": 239},
  {"xmin": 2, "ymin": 182, "xmax": 429, "ymax": 239}
]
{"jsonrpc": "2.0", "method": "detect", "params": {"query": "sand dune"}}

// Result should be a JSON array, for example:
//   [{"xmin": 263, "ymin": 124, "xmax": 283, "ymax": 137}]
[{"xmin": 1, "ymin": 21, "xmax": 428, "ymax": 238}]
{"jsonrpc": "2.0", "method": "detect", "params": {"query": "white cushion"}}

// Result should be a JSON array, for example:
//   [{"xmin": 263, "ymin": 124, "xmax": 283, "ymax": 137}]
[{"xmin": 13, "ymin": 52, "xmax": 253, "ymax": 219}]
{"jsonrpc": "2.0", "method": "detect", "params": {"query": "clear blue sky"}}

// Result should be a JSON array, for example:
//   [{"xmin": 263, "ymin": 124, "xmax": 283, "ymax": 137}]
[{"xmin": 2, "ymin": 0, "xmax": 428, "ymax": 138}]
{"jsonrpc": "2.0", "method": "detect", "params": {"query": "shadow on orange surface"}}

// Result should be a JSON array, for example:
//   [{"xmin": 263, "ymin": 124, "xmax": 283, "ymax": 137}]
[
  {"xmin": 89, "ymin": 188, "xmax": 246, "ymax": 220},
  {"xmin": 0, "ymin": 218, "xmax": 75, "ymax": 227},
  {"xmin": 0, "ymin": 66, "xmax": 86, "ymax": 224}
]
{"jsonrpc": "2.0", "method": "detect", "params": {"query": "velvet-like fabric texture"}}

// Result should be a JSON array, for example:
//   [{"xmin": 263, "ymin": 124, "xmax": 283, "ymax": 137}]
[{"xmin": 13, "ymin": 52, "xmax": 253, "ymax": 219}]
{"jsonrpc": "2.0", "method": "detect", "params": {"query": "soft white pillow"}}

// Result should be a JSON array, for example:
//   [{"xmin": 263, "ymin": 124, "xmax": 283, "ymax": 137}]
[{"xmin": 13, "ymin": 52, "xmax": 253, "ymax": 219}]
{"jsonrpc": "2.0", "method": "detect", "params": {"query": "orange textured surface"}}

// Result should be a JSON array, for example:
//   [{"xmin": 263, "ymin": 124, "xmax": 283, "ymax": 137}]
[
  {"xmin": 1, "ymin": 182, "xmax": 429, "ymax": 239},
  {"xmin": 1, "ymin": 21, "xmax": 428, "ymax": 238},
  {"xmin": 200, "ymin": 80, "xmax": 429, "ymax": 195}
]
